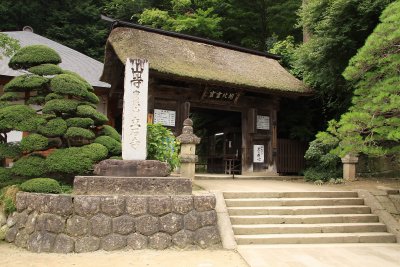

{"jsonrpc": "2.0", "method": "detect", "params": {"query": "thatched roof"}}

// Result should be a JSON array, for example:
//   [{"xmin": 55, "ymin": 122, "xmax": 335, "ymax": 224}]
[{"xmin": 101, "ymin": 26, "xmax": 311, "ymax": 95}]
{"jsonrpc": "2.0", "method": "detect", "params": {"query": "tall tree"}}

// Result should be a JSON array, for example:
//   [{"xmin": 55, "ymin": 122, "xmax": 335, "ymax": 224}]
[{"xmin": 294, "ymin": 0, "xmax": 394, "ymax": 120}]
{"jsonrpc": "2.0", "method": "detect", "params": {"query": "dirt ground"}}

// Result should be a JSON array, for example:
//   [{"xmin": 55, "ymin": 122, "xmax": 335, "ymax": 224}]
[{"xmin": 0, "ymin": 242, "xmax": 249, "ymax": 267}]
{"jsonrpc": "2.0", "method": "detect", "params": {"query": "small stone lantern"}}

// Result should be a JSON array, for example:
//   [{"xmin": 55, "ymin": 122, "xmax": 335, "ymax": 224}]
[
  {"xmin": 177, "ymin": 118, "xmax": 201, "ymax": 180},
  {"xmin": 341, "ymin": 154, "xmax": 359, "ymax": 180}
]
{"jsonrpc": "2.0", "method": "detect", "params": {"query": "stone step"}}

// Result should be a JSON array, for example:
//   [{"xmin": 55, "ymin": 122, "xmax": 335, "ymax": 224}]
[
  {"xmin": 235, "ymin": 232, "xmax": 396, "ymax": 245},
  {"xmin": 73, "ymin": 176, "xmax": 192, "ymax": 195},
  {"xmin": 223, "ymin": 191, "xmax": 358, "ymax": 199},
  {"xmin": 230, "ymin": 214, "xmax": 380, "ymax": 224},
  {"xmin": 232, "ymin": 223, "xmax": 387, "ymax": 235},
  {"xmin": 225, "ymin": 197, "xmax": 364, "ymax": 207},
  {"xmin": 228, "ymin": 205, "xmax": 371, "ymax": 216}
]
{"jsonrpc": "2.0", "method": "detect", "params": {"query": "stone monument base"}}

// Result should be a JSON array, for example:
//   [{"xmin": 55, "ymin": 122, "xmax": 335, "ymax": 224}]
[
  {"xmin": 73, "ymin": 176, "xmax": 192, "ymax": 195},
  {"xmin": 94, "ymin": 159, "xmax": 170, "ymax": 177}
]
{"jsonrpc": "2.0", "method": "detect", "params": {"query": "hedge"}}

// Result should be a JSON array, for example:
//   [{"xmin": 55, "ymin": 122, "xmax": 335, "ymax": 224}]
[
  {"xmin": 4, "ymin": 74, "xmax": 49, "ymax": 92},
  {"xmin": 8, "ymin": 45, "xmax": 61, "ymax": 69},
  {"xmin": 28, "ymin": 64, "xmax": 63, "ymax": 76},
  {"xmin": 66, "ymin": 117, "xmax": 94, "ymax": 128},
  {"xmin": 20, "ymin": 178, "xmax": 61, "ymax": 194},
  {"xmin": 99, "ymin": 125, "xmax": 121, "ymax": 141},
  {"xmin": 42, "ymin": 99, "xmax": 79, "ymax": 114},
  {"xmin": 38, "ymin": 118, "xmax": 68, "ymax": 137},
  {"xmin": 76, "ymin": 105, "xmax": 108, "ymax": 125},
  {"xmin": 11, "ymin": 155, "xmax": 48, "ymax": 178},
  {"xmin": 64, "ymin": 127, "xmax": 95, "ymax": 140},
  {"xmin": 94, "ymin": 136, "xmax": 122, "ymax": 156},
  {"xmin": 20, "ymin": 133, "xmax": 48, "ymax": 152}
]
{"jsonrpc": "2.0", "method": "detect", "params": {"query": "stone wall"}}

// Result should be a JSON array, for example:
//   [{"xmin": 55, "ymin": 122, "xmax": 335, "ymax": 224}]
[{"xmin": 5, "ymin": 192, "xmax": 221, "ymax": 253}]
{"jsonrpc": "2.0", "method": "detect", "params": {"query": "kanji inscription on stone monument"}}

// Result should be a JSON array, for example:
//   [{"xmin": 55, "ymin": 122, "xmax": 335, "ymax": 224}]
[{"xmin": 122, "ymin": 58, "xmax": 149, "ymax": 160}]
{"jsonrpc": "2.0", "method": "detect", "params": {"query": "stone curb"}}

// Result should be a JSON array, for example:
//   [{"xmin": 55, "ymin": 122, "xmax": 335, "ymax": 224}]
[
  {"xmin": 356, "ymin": 189, "xmax": 400, "ymax": 243},
  {"xmin": 212, "ymin": 190, "xmax": 237, "ymax": 250}
]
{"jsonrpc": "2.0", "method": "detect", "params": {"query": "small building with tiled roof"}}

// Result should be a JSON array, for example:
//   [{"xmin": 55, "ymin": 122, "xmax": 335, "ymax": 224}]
[{"xmin": 101, "ymin": 20, "xmax": 311, "ymax": 175}]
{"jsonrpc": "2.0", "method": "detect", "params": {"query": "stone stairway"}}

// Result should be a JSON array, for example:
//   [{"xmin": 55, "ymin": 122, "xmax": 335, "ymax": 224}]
[{"xmin": 224, "ymin": 191, "xmax": 397, "ymax": 245}]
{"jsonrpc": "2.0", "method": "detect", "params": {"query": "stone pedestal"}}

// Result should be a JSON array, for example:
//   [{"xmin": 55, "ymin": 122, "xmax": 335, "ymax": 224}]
[
  {"xmin": 177, "ymin": 119, "xmax": 200, "ymax": 180},
  {"xmin": 94, "ymin": 159, "xmax": 170, "ymax": 177},
  {"xmin": 341, "ymin": 154, "xmax": 359, "ymax": 180}
]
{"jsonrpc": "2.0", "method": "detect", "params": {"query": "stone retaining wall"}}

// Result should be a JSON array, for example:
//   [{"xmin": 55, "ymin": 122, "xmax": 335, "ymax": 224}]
[{"xmin": 5, "ymin": 192, "xmax": 221, "ymax": 253}]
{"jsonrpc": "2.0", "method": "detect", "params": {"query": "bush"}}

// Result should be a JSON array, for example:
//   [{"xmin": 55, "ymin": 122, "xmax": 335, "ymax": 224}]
[
  {"xmin": 42, "ymin": 99, "xmax": 79, "ymax": 114},
  {"xmin": 0, "ymin": 168, "xmax": 24, "ymax": 189},
  {"xmin": 0, "ymin": 104, "xmax": 43, "ymax": 132},
  {"xmin": 0, "ymin": 143, "xmax": 22, "ymax": 160},
  {"xmin": 45, "ymin": 93, "xmax": 64, "ymax": 102},
  {"xmin": 80, "ymin": 143, "xmax": 109, "ymax": 162},
  {"xmin": 76, "ymin": 105, "xmax": 108, "ymax": 125},
  {"xmin": 100, "ymin": 125, "xmax": 121, "ymax": 141},
  {"xmin": 304, "ymin": 136, "xmax": 342, "ymax": 182},
  {"xmin": 84, "ymin": 92, "xmax": 100, "ymax": 104},
  {"xmin": 11, "ymin": 155, "xmax": 48, "ymax": 178},
  {"xmin": 8, "ymin": 45, "xmax": 61, "ymax": 69},
  {"xmin": 4, "ymin": 74, "xmax": 49, "ymax": 92},
  {"xmin": 38, "ymin": 118, "xmax": 68, "ymax": 137},
  {"xmin": 26, "ymin": 95, "xmax": 46, "ymax": 105},
  {"xmin": 64, "ymin": 127, "xmax": 95, "ymax": 140},
  {"xmin": 0, "ymin": 185, "xmax": 20, "ymax": 215},
  {"xmin": 20, "ymin": 133, "xmax": 48, "ymax": 152},
  {"xmin": 20, "ymin": 178, "xmax": 61, "ymax": 194},
  {"xmin": 46, "ymin": 148, "xmax": 93, "ymax": 175},
  {"xmin": 66, "ymin": 117, "xmax": 94, "ymax": 128},
  {"xmin": 50, "ymin": 74, "xmax": 93, "ymax": 99},
  {"xmin": 62, "ymin": 70, "xmax": 94, "ymax": 92},
  {"xmin": 0, "ymin": 92, "xmax": 21, "ymax": 101},
  {"xmin": 147, "ymin": 124, "xmax": 180, "ymax": 170},
  {"xmin": 28, "ymin": 64, "xmax": 63, "ymax": 76},
  {"xmin": 94, "ymin": 136, "xmax": 122, "ymax": 156}
]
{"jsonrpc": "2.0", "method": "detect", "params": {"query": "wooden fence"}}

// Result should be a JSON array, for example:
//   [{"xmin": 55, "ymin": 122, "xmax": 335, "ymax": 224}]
[{"xmin": 277, "ymin": 139, "xmax": 307, "ymax": 174}]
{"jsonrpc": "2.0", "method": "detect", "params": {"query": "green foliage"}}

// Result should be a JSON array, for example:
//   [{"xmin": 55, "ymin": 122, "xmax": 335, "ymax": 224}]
[
  {"xmin": 76, "ymin": 105, "xmax": 108, "ymax": 125},
  {"xmin": 11, "ymin": 155, "xmax": 48, "ymax": 178},
  {"xmin": 147, "ymin": 123, "xmax": 180, "ymax": 170},
  {"xmin": 79, "ymin": 143, "xmax": 109, "ymax": 162},
  {"xmin": 20, "ymin": 133, "xmax": 48, "ymax": 153},
  {"xmin": 20, "ymin": 178, "xmax": 61, "ymax": 194},
  {"xmin": 26, "ymin": 95, "xmax": 46, "ymax": 105},
  {"xmin": 66, "ymin": 117, "xmax": 94, "ymax": 128},
  {"xmin": 304, "ymin": 133, "xmax": 342, "ymax": 182},
  {"xmin": 42, "ymin": 99, "xmax": 79, "ymax": 114},
  {"xmin": 0, "ymin": 104, "xmax": 38, "ymax": 132},
  {"xmin": 50, "ymin": 74, "xmax": 94, "ymax": 100},
  {"xmin": 38, "ymin": 118, "xmax": 68, "ymax": 137},
  {"xmin": 0, "ymin": 143, "xmax": 22, "ymax": 160},
  {"xmin": 99, "ymin": 125, "xmax": 121, "ymax": 141},
  {"xmin": 0, "ymin": 92, "xmax": 21, "ymax": 102},
  {"xmin": 28, "ymin": 64, "xmax": 63, "ymax": 76},
  {"xmin": 9, "ymin": 45, "xmax": 61, "ymax": 69},
  {"xmin": 269, "ymin": 36, "xmax": 298, "ymax": 72},
  {"xmin": 45, "ymin": 93, "xmax": 64, "ymax": 102},
  {"xmin": 4, "ymin": 74, "xmax": 49, "ymax": 92},
  {"xmin": 94, "ymin": 136, "xmax": 122, "ymax": 156},
  {"xmin": 0, "ymin": 168, "xmax": 11, "ymax": 184},
  {"xmin": 294, "ymin": 0, "xmax": 393, "ymax": 118},
  {"xmin": 318, "ymin": 1, "xmax": 400, "ymax": 160},
  {"xmin": 0, "ymin": 33, "xmax": 20, "ymax": 59},
  {"xmin": 46, "ymin": 148, "xmax": 93, "ymax": 175},
  {"xmin": 64, "ymin": 127, "xmax": 95, "ymax": 140}
]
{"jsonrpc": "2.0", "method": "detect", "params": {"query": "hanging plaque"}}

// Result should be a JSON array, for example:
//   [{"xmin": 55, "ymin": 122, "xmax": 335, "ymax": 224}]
[
  {"xmin": 257, "ymin": 115, "xmax": 270, "ymax": 130},
  {"xmin": 154, "ymin": 109, "xmax": 176, "ymax": 127},
  {"xmin": 253, "ymin": 145, "xmax": 264, "ymax": 163}
]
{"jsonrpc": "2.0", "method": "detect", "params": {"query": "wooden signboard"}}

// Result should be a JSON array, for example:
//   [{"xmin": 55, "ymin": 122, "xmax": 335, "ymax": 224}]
[
  {"xmin": 256, "ymin": 115, "xmax": 270, "ymax": 130},
  {"xmin": 253, "ymin": 145, "xmax": 264, "ymax": 163}
]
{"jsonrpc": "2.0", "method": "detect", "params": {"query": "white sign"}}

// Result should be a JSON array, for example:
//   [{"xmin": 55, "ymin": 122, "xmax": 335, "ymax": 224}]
[
  {"xmin": 122, "ymin": 58, "xmax": 149, "ymax": 160},
  {"xmin": 253, "ymin": 145, "xmax": 264, "ymax": 163},
  {"xmin": 154, "ymin": 109, "xmax": 176, "ymax": 127},
  {"xmin": 257, "ymin": 115, "xmax": 270, "ymax": 130}
]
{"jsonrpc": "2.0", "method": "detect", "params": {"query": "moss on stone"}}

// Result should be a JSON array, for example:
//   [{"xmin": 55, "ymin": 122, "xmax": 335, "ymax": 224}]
[
  {"xmin": 9, "ymin": 45, "xmax": 61, "ymax": 69},
  {"xmin": 42, "ymin": 99, "xmax": 79, "ymax": 114},
  {"xmin": 4, "ymin": 74, "xmax": 49, "ymax": 92},
  {"xmin": 76, "ymin": 105, "xmax": 108, "ymax": 125},
  {"xmin": 65, "ymin": 117, "xmax": 94, "ymax": 128},
  {"xmin": 38, "ymin": 118, "xmax": 68, "ymax": 137},
  {"xmin": 20, "ymin": 133, "xmax": 49, "ymax": 153},
  {"xmin": 28, "ymin": 64, "xmax": 64, "ymax": 76},
  {"xmin": 64, "ymin": 127, "xmax": 95, "ymax": 140}
]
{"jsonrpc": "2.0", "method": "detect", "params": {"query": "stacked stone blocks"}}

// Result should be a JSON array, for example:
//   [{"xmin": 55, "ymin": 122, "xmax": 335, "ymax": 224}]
[{"xmin": 6, "ymin": 192, "xmax": 220, "ymax": 253}]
